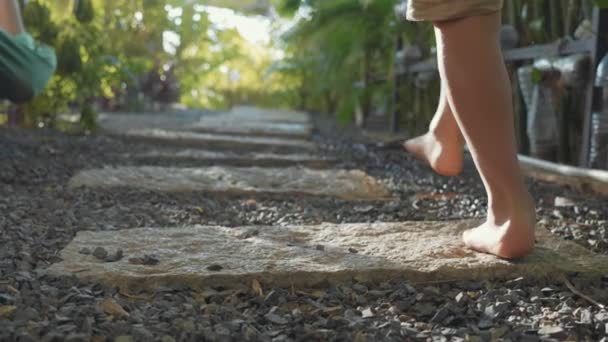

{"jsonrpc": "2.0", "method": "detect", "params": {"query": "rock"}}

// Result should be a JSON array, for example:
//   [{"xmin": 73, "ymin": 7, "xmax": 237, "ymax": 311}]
[
  {"xmin": 98, "ymin": 298, "xmax": 129, "ymax": 317},
  {"xmin": 455, "ymin": 292, "xmax": 468, "ymax": 306},
  {"xmin": 415, "ymin": 302, "xmax": 436, "ymax": 317},
  {"xmin": 0, "ymin": 305, "xmax": 16, "ymax": 318},
  {"xmin": 192, "ymin": 113, "xmax": 312, "ymax": 138},
  {"xmin": 45, "ymin": 220, "xmax": 608, "ymax": 291},
  {"xmin": 114, "ymin": 336, "xmax": 134, "ymax": 342},
  {"xmin": 264, "ymin": 290, "xmax": 280, "ymax": 303},
  {"xmin": 477, "ymin": 319, "xmax": 494, "ymax": 329},
  {"xmin": 65, "ymin": 333, "xmax": 90, "ymax": 342},
  {"xmin": 360, "ymin": 307, "xmax": 374, "ymax": 318},
  {"xmin": 206, "ymin": 264, "xmax": 223, "ymax": 272},
  {"xmin": 595, "ymin": 311, "xmax": 608, "ymax": 322},
  {"xmin": 484, "ymin": 302, "xmax": 510, "ymax": 319},
  {"xmin": 540, "ymin": 287, "xmax": 555, "ymax": 294},
  {"xmin": 354, "ymin": 205, "xmax": 374, "ymax": 214},
  {"xmin": 554, "ymin": 197, "xmax": 575, "ymax": 207},
  {"xmin": 106, "ymin": 249, "xmax": 123, "ymax": 262},
  {"xmin": 0, "ymin": 293, "xmax": 15, "ymax": 305},
  {"xmin": 93, "ymin": 247, "xmax": 108, "ymax": 260},
  {"xmin": 177, "ymin": 319, "xmax": 196, "ymax": 333},
  {"xmin": 490, "ymin": 326, "xmax": 509, "ymax": 340},
  {"xmin": 579, "ymin": 308, "xmax": 593, "ymax": 324},
  {"xmin": 79, "ymin": 247, "xmax": 91, "ymax": 255},
  {"xmin": 392, "ymin": 300, "xmax": 411, "ymax": 312},
  {"xmin": 264, "ymin": 313, "xmax": 288, "ymax": 325},
  {"xmin": 124, "ymin": 129, "xmax": 315, "ymax": 152},
  {"xmin": 203, "ymin": 106, "xmax": 311, "ymax": 125},
  {"xmin": 69, "ymin": 166, "xmax": 392, "ymax": 201},
  {"xmin": 352, "ymin": 284, "xmax": 368, "ymax": 294},
  {"xmin": 128, "ymin": 255, "xmax": 159, "ymax": 266},
  {"xmin": 557, "ymin": 302, "xmax": 573, "ymax": 315},
  {"xmin": 538, "ymin": 326, "xmax": 565, "ymax": 336},
  {"xmin": 16, "ymin": 332, "xmax": 39, "ymax": 342},
  {"xmin": 131, "ymin": 149, "xmax": 335, "ymax": 169},
  {"xmin": 430, "ymin": 306, "xmax": 450, "ymax": 323}
]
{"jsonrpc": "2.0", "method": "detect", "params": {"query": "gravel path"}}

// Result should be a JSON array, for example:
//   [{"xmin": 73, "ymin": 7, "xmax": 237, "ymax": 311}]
[{"xmin": 1, "ymin": 123, "xmax": 608, "ymax": 341}]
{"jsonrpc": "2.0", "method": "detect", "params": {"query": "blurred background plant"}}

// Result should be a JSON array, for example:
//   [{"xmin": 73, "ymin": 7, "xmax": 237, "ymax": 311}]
[
  {"xmin": 9, "ymin": 0, "xmax": 299, "ymax": 131},
  {"xmin": 4, "ymin": 0, "xmax": 607, "ymax": 148},
  {"xmin": 273, "ymin": 0, "xmax": 608, "ymax": 167}
]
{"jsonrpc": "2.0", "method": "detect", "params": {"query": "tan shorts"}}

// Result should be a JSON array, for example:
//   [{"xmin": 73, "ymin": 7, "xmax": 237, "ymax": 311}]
[{"xmin": 406, "ymin": 0, "xmax": 503, "ymax": 22}]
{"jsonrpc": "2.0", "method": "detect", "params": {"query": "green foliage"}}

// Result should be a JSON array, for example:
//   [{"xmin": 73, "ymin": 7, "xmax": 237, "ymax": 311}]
[
  {"xmin": 23, "ymin": 1, "xmax": 58, "ymax": 44},
  {"xmin": 274, "ymin": 0, "xmax": 398, "ymax": 117},
  {"xmin": 17, "ymin": 0, "xmax": 300, "ymax": 130},
  {"xmin": 594, "ymin": 0, "xmax": 608, "ymax": 8},
  {"xmin": 56, "ymin": 34, "xmax": 82, "ymax": 75},
  {"xmin": 274, "ymin": 0, "xmax": 601, "ymax": 131},
  {"xmin": 74, "ymin": 0, "xmax": 95, "ymax": 23}
]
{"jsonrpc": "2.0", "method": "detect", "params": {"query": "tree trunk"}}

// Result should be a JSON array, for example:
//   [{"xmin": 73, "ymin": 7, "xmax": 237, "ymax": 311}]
[{"xmin": 361, "ymin": 47, "xmax": 372, "ymax": 127}]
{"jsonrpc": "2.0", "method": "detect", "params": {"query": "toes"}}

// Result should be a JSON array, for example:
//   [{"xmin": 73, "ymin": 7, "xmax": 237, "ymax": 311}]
[
  {"xmin": 461, "ymin": 228, "xmax": 486, "ymax": 253},
  {"xmin": 462, "ymin": 226, "xmax": 535, "ymax": 260}
]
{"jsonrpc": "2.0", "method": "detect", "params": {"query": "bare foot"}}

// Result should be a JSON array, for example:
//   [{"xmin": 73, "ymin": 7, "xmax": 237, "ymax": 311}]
[
  {"xmin": 403, "ymin": 132, "xmax": 464, "ymax": 176},
  {"xmin": 462, "ymin": 194, "xmax": 536, "ymax": 260}
]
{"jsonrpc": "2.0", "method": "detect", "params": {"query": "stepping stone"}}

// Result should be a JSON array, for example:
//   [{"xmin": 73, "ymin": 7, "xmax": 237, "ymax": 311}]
[
  {"xmin": 126, "ymin": 149, "xmax": 337, "ymax": 168},
  {"xmin": 190, "ymin": 121, "xmax": 312, "ymax": 139},
  {"xmin": 68, "ymin": 166, "xmax": 392, "ymax": 200},
  {"xmin": 223, "ymin": 106, "xmax": 311, "ymax": 124},
  {"xmin": 45, "ymin": 220, "xmax": 608, "ymax": 291},
  {"xmin": 123, "ymin": 129, "xmax": 315, "ymax": 152},
  {"xmin": 97, "ymin": 110, "xmax": 208, "ymax": 133}
]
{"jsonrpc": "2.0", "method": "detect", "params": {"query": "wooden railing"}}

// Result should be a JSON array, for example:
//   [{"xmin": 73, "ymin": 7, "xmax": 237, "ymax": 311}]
[{"xmin": 364, "ymin": 7, "xmax": 608, "ymax": 168}]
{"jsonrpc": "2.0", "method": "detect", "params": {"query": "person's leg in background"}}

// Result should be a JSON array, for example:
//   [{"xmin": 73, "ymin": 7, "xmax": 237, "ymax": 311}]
[
  {"xmin": 404, "ymin": 2, "xmax": 536, "ymax": 259},
  {"xmin": 0, "ymin": 0, "xmax": 26, "ymax": 125},
  {"xmin": 0, "ymin": 0, "xmax": 25, "ymax": 35}
]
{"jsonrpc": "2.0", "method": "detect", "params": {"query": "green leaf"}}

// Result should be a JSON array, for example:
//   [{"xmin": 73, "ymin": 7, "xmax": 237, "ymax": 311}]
[
  {"xmin": 531, "ymin": 68, "xmax": 543, "ymax": 84},
  {"xmin": 593, "ymin": 0, "xmax": 608, "ymax": 9}
]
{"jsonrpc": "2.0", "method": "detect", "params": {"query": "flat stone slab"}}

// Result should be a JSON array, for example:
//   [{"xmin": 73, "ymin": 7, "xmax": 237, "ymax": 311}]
[
  {"xmin": 97, "ymin": 110, "xmax": 209, "ymax": 133},
  {"xmin": 69, "ymin": 166, "xmax": 392, "ymax": 200},
  {"xmin": 126, "ymin": 149, "xmax": 336, "ymax": 168},
  {"xmin": 123, "ymin": 129, "xmax": 315, "ymax": 152},
  {"xmin": 190, "ymin": 120, "xmax": 312, "ymax": 139},
  {"xmin": 223, "ymin": 106, "xmax": 311, "ymax": 124},
  {"xmin": 45, "ymin": 220, "xmax": 608, "ymax": 291}
]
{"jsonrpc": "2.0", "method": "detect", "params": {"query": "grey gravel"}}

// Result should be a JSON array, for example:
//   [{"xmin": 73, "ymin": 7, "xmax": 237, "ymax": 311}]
[{"xmin": 1, "ymin": 122, "xmax": 608, "ymax": 341}]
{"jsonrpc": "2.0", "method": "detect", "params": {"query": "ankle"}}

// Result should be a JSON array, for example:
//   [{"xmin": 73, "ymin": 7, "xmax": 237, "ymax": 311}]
[
  {"xmin": 487, "ymin": 189, "xmax": 535, "ymax": 224},
  {"xmin": 427, "ymin": 127, "xmax": 463, "ymax": 146}
]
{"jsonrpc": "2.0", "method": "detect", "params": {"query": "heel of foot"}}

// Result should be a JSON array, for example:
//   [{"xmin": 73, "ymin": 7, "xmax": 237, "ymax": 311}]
[
  {"xmin": 462, "ymin": 222, "xmax": 536, "ymax": 260},
  {"xmin": 403, "ymin": 134, "xmax": 464, "ymax": 177},
  {"xmin": 494, "ymin": 239, "xmax": 535, "ymax": 260}
]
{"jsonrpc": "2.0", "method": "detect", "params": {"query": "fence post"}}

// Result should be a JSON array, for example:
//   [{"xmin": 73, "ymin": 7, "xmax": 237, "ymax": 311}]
[
  {"xmin": 391, "ymin": 35, "xmax": 403, "ymax": 134},
  {"xmin": 580, "ymin": 7, "xmax": 608, "ymax": 167}
]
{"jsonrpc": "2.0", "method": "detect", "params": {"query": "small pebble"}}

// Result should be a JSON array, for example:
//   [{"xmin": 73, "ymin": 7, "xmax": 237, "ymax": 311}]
[
  {"xmin": 92, "ymin": 247, "xmax": 108, "ymax": 260},
  {"xmin": 206, "ymin": 264, "xmax": 223, "ymax": 272}
]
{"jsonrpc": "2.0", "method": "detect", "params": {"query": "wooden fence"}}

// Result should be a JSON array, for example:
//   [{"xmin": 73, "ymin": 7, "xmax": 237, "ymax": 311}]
[{"xmin": 362, "ymin": 6, "xmax": 608, "ymax": 169}]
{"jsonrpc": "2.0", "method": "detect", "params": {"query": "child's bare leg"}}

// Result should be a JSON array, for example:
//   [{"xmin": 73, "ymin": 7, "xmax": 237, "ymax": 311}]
[
  {"xmin": 0, "ymin": 0, "xmax": 25, "ymax": 35},
  {"xmin": 434, "ymin": 12, "xmax": 535, "ymax": 259},
  {"xmin": 404, "ymin": 84, "xmax": 464, "ymax": 176}
]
